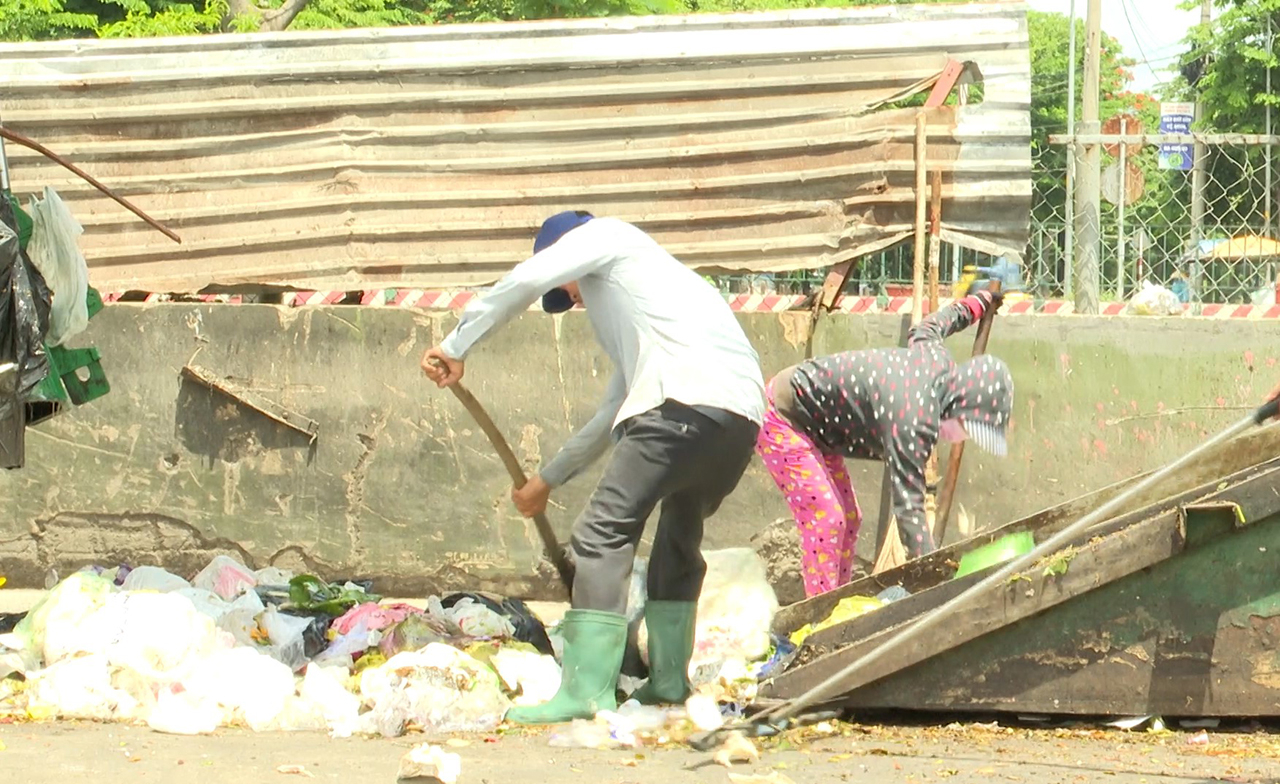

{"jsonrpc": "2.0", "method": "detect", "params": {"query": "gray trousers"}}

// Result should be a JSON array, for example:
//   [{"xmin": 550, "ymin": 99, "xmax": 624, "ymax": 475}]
[{"xmin": 569, "ymin": 400, "xmax": 760, "ymax": 615}]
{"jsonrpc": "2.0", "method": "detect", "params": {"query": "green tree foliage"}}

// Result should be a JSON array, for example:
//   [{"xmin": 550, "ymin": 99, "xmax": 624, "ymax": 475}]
[
  {"xmin": 1027, "ymin": 10, "xmax": 1139, "ymax": 223},
  {"xmin": 1175, "ymin": 0, "xmax": 1280, "ymax": 233}
]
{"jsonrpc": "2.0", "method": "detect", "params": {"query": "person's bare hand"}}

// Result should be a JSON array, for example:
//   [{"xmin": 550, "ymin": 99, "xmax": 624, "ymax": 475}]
[
  {"xmin": 421, "ymin": 347, "xmax": 464, "ymax": 388},
  {"xmin": 512, "ymin": 475, "xmax": 552, "ymax": 518}
]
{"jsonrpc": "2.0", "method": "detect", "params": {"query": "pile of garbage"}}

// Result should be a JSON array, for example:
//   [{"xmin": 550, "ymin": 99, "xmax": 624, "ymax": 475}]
[{"xmin": 0, "ymin": 548, "xmax": 790, "ymax": 740}]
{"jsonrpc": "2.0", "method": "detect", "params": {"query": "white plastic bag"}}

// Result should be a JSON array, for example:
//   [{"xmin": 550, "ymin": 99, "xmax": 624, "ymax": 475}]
[
  {"xmin": 444, "ymin": 597, "xmax": 515, "ymax": 639},
  {"xmin": 299, "ymin": 663, "xmax": 361, "ymax": 738},
  {"xmin": 122, "ymin": 566, "xmax": 191, "ymax": 593},
  {"xmin": 100, "ymin": 592, "xmax": 220, "ymax": 684},
  {"xmin": 14, "ymin": 571, "xmax": 115, "ymax": 668},
  {"xmin": 1127, "ymin": 281, "xmax": 1183, "ymax": 316},
  {"xmin": 25, "ymin": 654, "xmax": 143, "ymax": 722},
  {"xmin": 214, "ymin": 590, "xmax": 266, "ymax": 646},
  {"xmin": 192, "ymin": 555, "xmax": 258, "ymax": 600},
  {"xmin": 26, "ymin": 186, "xmax": 89, "ymax": 346},
  {"xmin": 490, "ymin": 648, "xmax": 561, "ymax": 706},
  {"xmin": 638, "ymin": 549, "xmax": 778, "ymax": 672},
  {"xmin": 259, "ymin": 605, "xmax": 312, "ymax": 672},
  {"xmin": 147, "ymin": 687, "xmax": 222, "ymax": 735},
  {"xmin": 359, "ymin": 644, "xmax": 511, "ymax": 734},
  {"xmin": 180, "ymin": 646, "xmax": 295, "ymax": 731}
]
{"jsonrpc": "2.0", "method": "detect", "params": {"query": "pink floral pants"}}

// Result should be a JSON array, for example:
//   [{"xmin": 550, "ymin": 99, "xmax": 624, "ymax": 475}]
[{"xmin": 756, "ymin": 377, "xmax": 863, "ymax": 598}]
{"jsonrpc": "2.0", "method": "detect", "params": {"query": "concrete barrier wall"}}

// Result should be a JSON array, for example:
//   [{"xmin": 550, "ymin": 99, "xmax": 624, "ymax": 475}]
[{"xmin": 1, "ymin": 304, "xmax": 1274, "ymax": 596}]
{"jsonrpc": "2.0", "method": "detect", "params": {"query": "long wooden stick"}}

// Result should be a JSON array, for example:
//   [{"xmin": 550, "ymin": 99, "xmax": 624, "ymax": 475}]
[
  {"xmin": 875, "ymin": 114, "xmax": 930, "ymax": 573},
  {"xmin": 0, "ymin": 125, "xmax": 181, "ymax": 244},
  {"xmin": 933, "ymin": 280, "xmax": 1003, "ymax": 544},
  {"xmin": 432, "ymin": 366, "xmax": 575, "ymax": 593},
  {"xmin": 922, "ymin": 169, "xmax": 945, "ymax": 544}
]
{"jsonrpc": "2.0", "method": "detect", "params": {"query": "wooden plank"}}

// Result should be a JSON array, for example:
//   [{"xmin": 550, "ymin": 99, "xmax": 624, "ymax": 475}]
[
  {"xmin": 180, "ymin": 364, "xmax": 319, "ymax": 442},
  {"xmin": 762, "ymin": 508, "xmax": 1190, "ymax": 701},
  {"xmin": 772, "ymin": 427, "xmax": 1280, "ymax": 636},
  {"xmin": 763, "ymin": 466, "xmax": 1280, "ymax": 705},
  {"xmin": 837, "ymin": 501, "xmax": 1280, "ymax": 716}
]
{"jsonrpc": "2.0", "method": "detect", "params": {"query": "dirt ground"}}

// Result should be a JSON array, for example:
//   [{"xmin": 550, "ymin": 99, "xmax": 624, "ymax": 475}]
[{"xmin": 1, "ymin": 718, "xmax": 1277, "ymax": 784}]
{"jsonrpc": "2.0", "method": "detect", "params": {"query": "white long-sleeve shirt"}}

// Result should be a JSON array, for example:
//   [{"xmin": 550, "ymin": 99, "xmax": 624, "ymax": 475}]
[{"xmin": 439, "ymin": 217, "xmax": 765, "ymax": 488}]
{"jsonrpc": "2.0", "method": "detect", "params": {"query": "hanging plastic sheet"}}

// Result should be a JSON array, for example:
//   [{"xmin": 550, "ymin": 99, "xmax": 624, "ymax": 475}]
[{"xmin": 0, "ymin": 195, "xmax": 52, "ymax": 417}]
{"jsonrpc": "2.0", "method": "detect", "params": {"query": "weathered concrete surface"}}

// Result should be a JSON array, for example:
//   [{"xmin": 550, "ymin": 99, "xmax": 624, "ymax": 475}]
[{"xmin": 0, "ymin": 304, "xmax": 1274, "ymax": 595}]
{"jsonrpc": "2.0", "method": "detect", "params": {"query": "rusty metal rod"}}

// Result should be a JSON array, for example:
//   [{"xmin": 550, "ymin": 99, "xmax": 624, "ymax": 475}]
[
  {"xmin": 0, "ymin": 125, "xmax": 181, "ymax": 244},
  {"xmin": 933, "ymin": 280, "xmax": 1003, "ymax": 544}
]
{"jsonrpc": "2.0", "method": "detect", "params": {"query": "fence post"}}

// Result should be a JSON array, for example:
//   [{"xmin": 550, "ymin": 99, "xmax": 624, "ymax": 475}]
[{"xmin": 1072, "ymin": 0, "xmax": 1103, "ymax": 314}]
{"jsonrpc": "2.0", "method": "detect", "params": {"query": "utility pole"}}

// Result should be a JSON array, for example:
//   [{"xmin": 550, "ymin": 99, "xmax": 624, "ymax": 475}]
[
  {"xmin": 1072, "ymin": 0, "xmax": 1102, "ymax": 314},
  {"xmin": 1064, "ymin": 0, "xmax": 1077, "ymax": 299},
  {"xmin": 1190, "ymin": 0, "xmax": 1211, "ymax": 257}
]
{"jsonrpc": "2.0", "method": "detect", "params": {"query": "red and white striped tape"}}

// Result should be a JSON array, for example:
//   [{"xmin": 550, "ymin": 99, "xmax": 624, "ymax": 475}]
[{"xmin": 92, "ymin": 290, "xmax": 1280, "ymax": 318}]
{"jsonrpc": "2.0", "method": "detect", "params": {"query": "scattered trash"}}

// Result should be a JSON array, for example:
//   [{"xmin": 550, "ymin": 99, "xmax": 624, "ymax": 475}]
[
  {"xmin": 299, "ymin": 663, "xmax": 361, "ymax": 738},
  {"xmin": 1186, "ymin": 730, "xmax": 1210, "ymax": 746},
  {"xmin": 359, "ymin": 644, "xmax": 510, "ymax": 735},
  {"xmin": 193, "ymin": 556, "xmax": 258, "ymax": 601},
  {"xmin": 286, "ymin": 575, "xmax": 380, "ymax": 616},
  {"xmin": 441, "ymin": 592, "xmax": 554, "ymax": 654},
  {"xmin": 331, "ymin": 602, "xmax": 419, "ymax": 636},
  {"xmin": 549, "ymin": 711, "xmax": 639, "ymax": 749},
  {"xmin": 147, "ymin": 686, "xmax": 222, "ymax": 735},
  {"xmin": 397, "ymin": 743, "xmax": 461, "ymax": 784},
  {"xmin": 685, "ymin": 549, "xmax": 779, "ymax": 669},
  {"xmin": 1106, "ymin": 715, "xmax": 1163, "ymax": 731},
  {"xmin": 685, "ymin": 693, "xmax": 723, "ymax": 732},
  {"xmin": 712, "ymin": 731, "xmax": 760, "ymax": 767},
  {"xmin": 180, "ymin": 646, "xmax": 294, "ymax": 731},
  {"xmin": 1127, "ymin": 281, "xmax": 1183, "ymax": 317},
  {"xmin": 441, "ymin": 597, "xmax": 515, "ymax": 639},
  {"xmin": 789, "ymin": 595, "xmax": 883, "ymax": 646},
  {"xmin": 0, "ymin": 550, "xmax": 790, "ymax": 740},
  {"xmin": 615, "ymin": 700, "xmax": 672, "ymax": 733},
  {"xmin": 875, "ymin": 585, "xmax": 912, "ymax": 604},
  {"xmin": 121, "ymin": 566, "xmax": 191, "ymax": 594},
  {"xmin": 485, "ymin": 645, "xmax": 561, "ymax": 707},
  {"xmin": 753, "ymin": 635, "xmax": 799, "ymax": 681},
  {"xmin": 276, "ymin": 764, "xmax": 316, "ymax": 778}
]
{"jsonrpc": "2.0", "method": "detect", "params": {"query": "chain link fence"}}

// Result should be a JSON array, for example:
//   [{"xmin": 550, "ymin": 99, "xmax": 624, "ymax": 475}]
[
  {"xmin": 714, "ymin": 135, "xmax": 1280, "ymax": 307},
  {"xmin": 1030, "ymin": 134, "xmax": 1280, "ymax": 307}
]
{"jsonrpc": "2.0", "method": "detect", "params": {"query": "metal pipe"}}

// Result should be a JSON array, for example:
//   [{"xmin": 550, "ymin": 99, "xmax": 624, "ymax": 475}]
[
  {"xmin": 1118, "ymin": 118, "xmax": 1127, "ymax": 300},
  {"xmin": 1065, "ymin": 0, "xmax": 1078, "ymax": 298}
]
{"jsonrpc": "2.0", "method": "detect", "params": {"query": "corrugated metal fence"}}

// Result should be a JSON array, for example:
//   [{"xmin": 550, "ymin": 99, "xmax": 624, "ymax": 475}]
[{"xmin": 0, "ymin": 2, "xmax": 1032, "ymax": 294}]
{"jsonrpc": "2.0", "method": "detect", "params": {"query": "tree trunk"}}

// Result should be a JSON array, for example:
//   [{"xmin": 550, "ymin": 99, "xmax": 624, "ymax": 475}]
[{"xmin": 225, "ymin": 0, "xmax": 311, "ymax": 33}]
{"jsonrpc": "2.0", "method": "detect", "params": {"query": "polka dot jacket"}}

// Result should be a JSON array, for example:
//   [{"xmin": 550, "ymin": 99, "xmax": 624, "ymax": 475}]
[{"xmin": 784, "ymin": 291, "xmax": 1014, "ymax": 555}]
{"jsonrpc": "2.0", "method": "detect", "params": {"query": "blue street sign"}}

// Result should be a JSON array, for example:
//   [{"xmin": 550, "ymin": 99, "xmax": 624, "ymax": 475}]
[{"xmin": 1159, "ymin": 102, "xmax": 1195, "ymax": 170}]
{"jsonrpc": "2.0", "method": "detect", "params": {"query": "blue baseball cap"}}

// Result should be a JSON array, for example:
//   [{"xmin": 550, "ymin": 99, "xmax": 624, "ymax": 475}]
[{"xmin": 535, "ymin": 211, "xmax": 593, "ymax": 313}]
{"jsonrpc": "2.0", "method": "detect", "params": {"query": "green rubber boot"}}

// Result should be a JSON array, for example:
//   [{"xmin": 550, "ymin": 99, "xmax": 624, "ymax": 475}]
[
  {"xmin": 506, "ymin": 609, "xmax": 627, "ymax": 725},
  {"xmin": 631, "ymin": 600, "xmax": 697, "ymax": 705}
]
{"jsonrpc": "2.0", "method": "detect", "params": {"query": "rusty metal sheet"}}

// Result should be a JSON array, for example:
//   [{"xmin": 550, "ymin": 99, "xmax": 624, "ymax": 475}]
[{"xmin": 0, "ymin": 3, "xmax": 1031, "ymax": 294}]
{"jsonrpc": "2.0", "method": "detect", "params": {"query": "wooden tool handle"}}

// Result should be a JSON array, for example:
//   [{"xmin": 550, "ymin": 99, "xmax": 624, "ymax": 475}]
[
  {"xmin": 933, "ymin": 282, "xmax": 1002, "ymax": 544},
  {"xmin": 429, "ymin": 360, "xmax": 575, "ymax": 592}
]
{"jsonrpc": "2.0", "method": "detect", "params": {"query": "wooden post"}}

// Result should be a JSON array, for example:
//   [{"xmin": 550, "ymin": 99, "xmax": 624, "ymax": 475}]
[
  {"xmin": 911, "ymin": 112, "xmax": 929, "ymax": 324},
  {"xmin": 876, "ymin": 112, "xmax": 930, "ymax": 575},
  {"xmin": 928, "ymin": 170, "xmax": 943, "ymax": 311}
]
